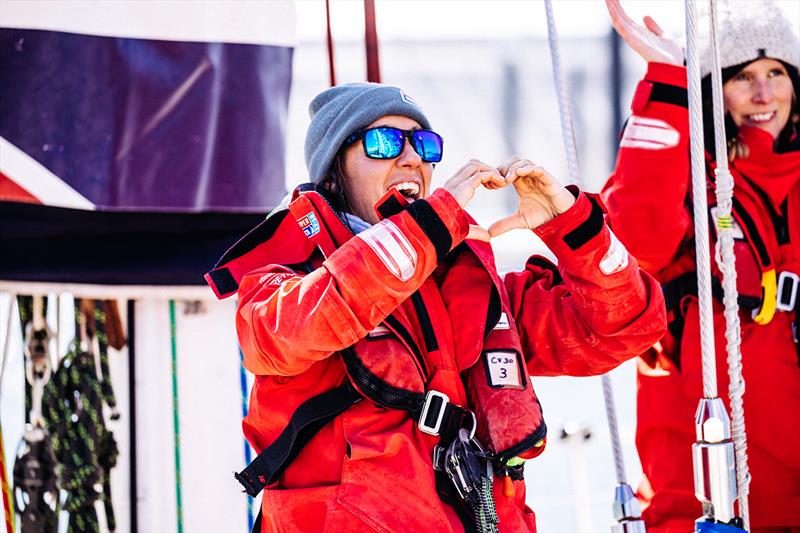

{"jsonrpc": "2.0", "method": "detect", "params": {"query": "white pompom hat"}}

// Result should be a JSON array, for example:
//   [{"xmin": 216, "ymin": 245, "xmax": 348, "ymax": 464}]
[{"xmin": 698, "ymin": 0, "xmax": 799, "ymax": 79}]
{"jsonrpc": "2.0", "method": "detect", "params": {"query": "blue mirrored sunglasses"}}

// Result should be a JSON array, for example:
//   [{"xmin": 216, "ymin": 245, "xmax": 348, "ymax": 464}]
[{"xmin": 345, "ymin": 127, "xmax": 443, "ymax": 163}]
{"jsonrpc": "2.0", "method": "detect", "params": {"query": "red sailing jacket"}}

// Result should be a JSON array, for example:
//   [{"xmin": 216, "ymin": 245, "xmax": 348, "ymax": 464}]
[
  {"xmin": 603, "ymin": 62, "xmax": 800, "ymax": 531},
  {"xmin": 221, "ymin": 184, "xmax": 665, "ymax": 532}
]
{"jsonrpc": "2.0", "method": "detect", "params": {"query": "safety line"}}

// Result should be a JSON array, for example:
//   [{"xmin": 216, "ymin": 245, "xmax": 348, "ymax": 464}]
[
  {"xmin": 169, "ymin": 300, "xmax": 184, "ymax": 533},
  {"xmin": 238, "ymin": 345, "xmax": 253, "ymax": 532}
]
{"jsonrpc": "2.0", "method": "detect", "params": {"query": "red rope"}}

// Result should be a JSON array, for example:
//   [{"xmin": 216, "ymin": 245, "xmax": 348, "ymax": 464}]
[
  {"xmin": 363, "ymin": 0, "xmax": 381, "ymax": 83},
  {"xmin": 0, "ymin": 423, "xmax": 14, "ymax": 533},
  {"xmin": 325, "ymin": 0, "xmax": 336, "ymax": 86}
]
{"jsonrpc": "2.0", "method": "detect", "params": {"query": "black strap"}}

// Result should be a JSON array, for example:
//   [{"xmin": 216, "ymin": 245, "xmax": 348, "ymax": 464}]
[
  {"xmin": 563, "ymin": 195, "xmax": 604, "ymax": 251},
  {"xmin": 649, "ymin": 82, "xmax": 688, "ymax": 108},
  {"xmin": 251, "ymin": 510, "xmax": 262, "ymax": 533},
  {"xmin": 731, "ymin": 197, "xmax": 773, "ymax": 268},
  {"xmin": 662, "ymin": 271, "xmax": 762, "ymax": 350},
  {"xmin": 234, "ymin": 383, "xmax": 362, "ymax": 497}
]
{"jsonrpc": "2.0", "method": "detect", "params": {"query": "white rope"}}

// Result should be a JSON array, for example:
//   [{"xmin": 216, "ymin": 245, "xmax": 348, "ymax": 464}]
[
  {"xmin": 707, "ymin": 1, "xmax": 750, "ymax": 526},
  {"xmin": 543, "ymin": 0, "xmax": 628, "ymax": 488},
  {"xmin": 543, "ymin": 0, "xmax": 581, "ymax": 185},
  {"xmin": 602, "ymin": 374, "xmax": 626, "ymax": 484},
  {"xmin": 685, "ymin": 0, "xmax": 718, "ymax": 399}
]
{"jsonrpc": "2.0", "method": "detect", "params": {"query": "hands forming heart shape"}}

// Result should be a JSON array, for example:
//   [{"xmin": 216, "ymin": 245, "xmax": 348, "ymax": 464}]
[{"xmin": 440, "ymin": 156, "xmax": 576, "ymax": 242}]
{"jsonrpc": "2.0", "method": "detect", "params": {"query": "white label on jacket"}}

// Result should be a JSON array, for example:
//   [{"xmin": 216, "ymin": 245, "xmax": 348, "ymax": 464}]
[
  {"xmin": 494, "ymin": 312, "xmax": 510, "ymax": 330},
  {"xmin": 485, "ymin": 351, "xmax": 522, "ymax": 388},
  {"xmin": 258, "ymin": 272, "xmax": 293, "ymax": 287},
  {"xmin": 620, "ymin": 116, "xmax": 679, "ymax": 150},
  {"xmin": 600, "ymin": 231, "xmax": 629, "ymax": 275},
  {"xmin": 298, "ymin": 212, "xmax": 320, "ymax": 238},
  {"xmin": 357, "ymin": 219, "xmax": 417, "ymax": 282},
  {"xmin": 710, "ymin": 207, "xmax": 745, "ymax": 240}
]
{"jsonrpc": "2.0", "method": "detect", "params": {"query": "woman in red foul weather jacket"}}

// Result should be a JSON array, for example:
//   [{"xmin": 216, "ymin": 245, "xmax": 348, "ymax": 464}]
[
  {"xmin": 602, "ymin": 0, "xmax": 800, "ymax": 530},
  {"xmin": 208, "ymin": 82, "xmax": 666, "ymax": 532}
]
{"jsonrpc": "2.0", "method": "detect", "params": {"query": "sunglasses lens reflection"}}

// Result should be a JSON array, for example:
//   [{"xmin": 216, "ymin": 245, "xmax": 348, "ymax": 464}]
[
  {"xmin": 364, "ymin": 128, "xmax": 405, "ymax": 159},
  {"xmin": 413, "ymin": 131, "xmax": 443, "ymax": 163},
  {"xmin": 361, "ymin": 127, "xmax": 443, "ymax": 162}
]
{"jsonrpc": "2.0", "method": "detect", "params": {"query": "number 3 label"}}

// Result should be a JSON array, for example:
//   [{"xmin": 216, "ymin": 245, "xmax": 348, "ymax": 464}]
[{"xmin": 485, "ymin": 350, "xmax": 522, "ymax": 388}]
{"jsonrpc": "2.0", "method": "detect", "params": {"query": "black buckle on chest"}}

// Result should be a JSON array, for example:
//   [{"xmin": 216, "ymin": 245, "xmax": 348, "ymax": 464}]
[{"xmin": 776, "ymin": 271, "xmax": 800, "ymax": 312}]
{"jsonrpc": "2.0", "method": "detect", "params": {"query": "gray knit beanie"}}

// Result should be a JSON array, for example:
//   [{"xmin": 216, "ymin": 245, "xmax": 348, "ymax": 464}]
[
  {"xmin": 699, "ymin": 0, "xmax": 799, "ymax": 78},
  {"xmin": 304, "ymin": 83, "xmax": 432, "ymax": 184}
]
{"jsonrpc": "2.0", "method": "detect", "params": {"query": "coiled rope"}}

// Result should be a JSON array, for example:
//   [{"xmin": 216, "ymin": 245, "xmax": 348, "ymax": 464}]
[{"xmin": 706, "ymin": 0, "xmax": 751, "ymax": 526}]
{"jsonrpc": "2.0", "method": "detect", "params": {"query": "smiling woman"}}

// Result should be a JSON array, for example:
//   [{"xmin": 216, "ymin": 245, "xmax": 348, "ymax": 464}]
[
  {"xmin": 723, "ymin": 58, "xmax": 795, "ymax": 144},
  {"xmin": 339, "ymin": 115, "xmax": 434, "ymax": 224},
  {"xmin": 601, "ymin": 0, "xmax": 800, "ymax": 530},
  {"xmin": 204, "ymin": 79, "xmax": 667, "ymax": 532}
]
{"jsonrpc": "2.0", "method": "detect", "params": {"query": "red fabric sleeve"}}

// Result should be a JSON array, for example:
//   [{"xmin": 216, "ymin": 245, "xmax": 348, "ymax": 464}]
[
  {"xmin": 506, "ymin": 192, "xmax": 667, "ymax": 377},
  {"xmin": 236, "ymin": 189, "xmax": 469, "ymax": 376},
  {"xmin": 602, "ymin": 62, "xmax": 693, "ymax": 278}
]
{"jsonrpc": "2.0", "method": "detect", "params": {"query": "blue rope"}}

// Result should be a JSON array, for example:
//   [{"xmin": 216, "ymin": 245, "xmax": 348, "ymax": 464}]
[{"xmin": 238, "ymin": 345, "xmax": 253, "ymax": 532}]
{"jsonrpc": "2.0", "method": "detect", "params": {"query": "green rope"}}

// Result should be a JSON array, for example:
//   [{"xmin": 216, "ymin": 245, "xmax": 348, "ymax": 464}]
[{"xmin": 169, "ymin": 300, "xmax": 184, "ymax": 533}]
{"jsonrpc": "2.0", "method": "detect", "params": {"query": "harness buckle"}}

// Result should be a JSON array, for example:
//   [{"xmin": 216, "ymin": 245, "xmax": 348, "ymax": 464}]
[
  {"xmin": 776, "ymin": 271, "xmax": 800, "ymax": 312},
  {"xmin": 418, "ymin": 390, "xmax": 449, "ymax": 436}
]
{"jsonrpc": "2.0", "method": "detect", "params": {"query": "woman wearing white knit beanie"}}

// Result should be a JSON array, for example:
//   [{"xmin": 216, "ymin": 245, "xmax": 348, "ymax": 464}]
[{"xmin": 602, "ymin": 0, "xmax": 799, "ymax": 531}]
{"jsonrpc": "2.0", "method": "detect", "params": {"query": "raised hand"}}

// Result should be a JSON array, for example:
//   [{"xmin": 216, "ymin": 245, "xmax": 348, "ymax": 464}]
[
  {"xmin": 441, "ymin": 159, "xmax": 507, "ymax": 241},
  {"xmin": 606, "ymin": 0, "xmax": 683, "ymax": 66},
  {"xmin": 488, "ymin": 157, "xmax": 575, "ymax": 238}
]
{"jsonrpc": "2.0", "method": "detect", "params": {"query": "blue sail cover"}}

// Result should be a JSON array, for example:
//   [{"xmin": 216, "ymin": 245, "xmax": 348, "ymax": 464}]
[{"xmin": 0, "ymin": 1, "xmax": 294, "ymax": 285}]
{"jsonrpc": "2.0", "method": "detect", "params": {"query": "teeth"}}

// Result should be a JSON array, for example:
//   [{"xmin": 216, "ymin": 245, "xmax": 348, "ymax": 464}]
[
  {"xmin": 391, "ymin": 182, "xmax": 420, "ymax": 197},
  {"xmin": 748, "ymin": 111, "xmax": 775, "ymax": 122}
]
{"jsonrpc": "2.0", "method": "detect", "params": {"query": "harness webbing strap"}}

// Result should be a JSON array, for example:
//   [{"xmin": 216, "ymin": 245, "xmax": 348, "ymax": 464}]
[
  {"xmin": 234, "ymin": 384, "xmax": 363, "ymax": 497},
  {"xmin": 732, "ymin": 197, "xmax": 772, "ymax": 268},
  {"xmin": 235, "ymin": 376, "xmax": 477, "ymax": 499}
]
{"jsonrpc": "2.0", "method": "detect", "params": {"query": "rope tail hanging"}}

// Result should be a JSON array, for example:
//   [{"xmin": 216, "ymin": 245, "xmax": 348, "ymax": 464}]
[
  {"xmin": 40, "ymin": 299, "xmax": 119, "ymax": 533},
  {"xmin": 542, "ymin": 2, "xmax": 644, "ymax": 529},
  {"xmin": 706, "ymin": 0, "xmax": 750, "ymax": 526},
  {"xmin": 685, "ymin": 1, "xmax": 747, "ymax": 529}
]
